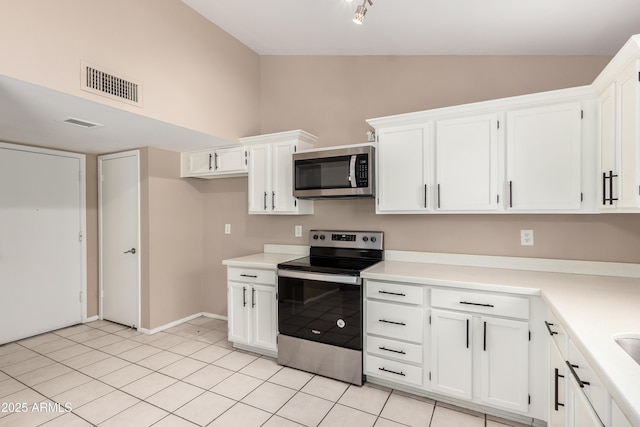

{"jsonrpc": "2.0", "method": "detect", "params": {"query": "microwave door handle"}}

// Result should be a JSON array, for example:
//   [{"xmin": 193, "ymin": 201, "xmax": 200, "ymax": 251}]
[{"xmin": 349, "ymin": 155, "xmax": 357, "ymax": 188}]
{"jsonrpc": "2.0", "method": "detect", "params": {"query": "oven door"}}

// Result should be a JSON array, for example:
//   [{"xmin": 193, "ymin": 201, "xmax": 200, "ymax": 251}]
[{"xmin": 277, "ymin": 270, "xmax": 362, "ymax": 351}]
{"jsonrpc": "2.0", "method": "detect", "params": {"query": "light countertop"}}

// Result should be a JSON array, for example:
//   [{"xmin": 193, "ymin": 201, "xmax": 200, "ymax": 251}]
[
  {"xmin": 222, "ymin": 252, "xmax": 305, "ymax": 269},
  {"xmin": 362, "ymin": 260, "xmax": 640, "ymax": 426}
]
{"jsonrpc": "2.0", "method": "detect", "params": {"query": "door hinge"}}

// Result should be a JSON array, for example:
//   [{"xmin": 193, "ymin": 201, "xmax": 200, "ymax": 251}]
[
  {"xmin": 581, "ymin": 110, "xmax": 584, "ymax": 119},
  {"xmin": 429, "ymin": 315, "xmax": 431, "ymax": 324},
  {"xmin": 497, "ymin": 120, "xmax": 500, "ymax": 129},
  {"xmin": 79, "ymin": 232, "xmax": 84, "ymax": 242},
  {"xmin": 429, "ymin": 371, "xmax": 431, "ymax": 381},
  {"xmin": 79, "ymin": 291, "xmax": 83, "ymax": 302},
  {"xmin": 529, "ymin": 331, "xmax": 531, "ymax": 341},
  {"xmin": 497, "ymin": 194, "xmax": 499, "ymax": 204},
  {"xmin": 580, "ymin": 192, "xmax": 584, "ymax": 202},
  {"xmin": 638, "ymin": 71, "xmax": 640, "ymax": 82},
  {"xmin": 294, "ymin": 146, "xmax": 297, "ymax": 153},
  {"xmin": 294, "ymin": 199, "xmax": 297, "ymax": 207},
  {"xmin": 528, "ymin": 395, "xmax": 531, "ymax": 405}
]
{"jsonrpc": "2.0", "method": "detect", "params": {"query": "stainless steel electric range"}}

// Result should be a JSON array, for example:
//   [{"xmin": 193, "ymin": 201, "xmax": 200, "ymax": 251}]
[{"xmin": 276, "ymin": 230, "xmax": 384, "ymax": 385}]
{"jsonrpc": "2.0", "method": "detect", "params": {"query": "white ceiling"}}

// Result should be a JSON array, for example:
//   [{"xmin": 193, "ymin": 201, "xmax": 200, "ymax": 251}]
[{"xmin": 183, "ymin": 0, "xmax": 640, "ymax": 55}]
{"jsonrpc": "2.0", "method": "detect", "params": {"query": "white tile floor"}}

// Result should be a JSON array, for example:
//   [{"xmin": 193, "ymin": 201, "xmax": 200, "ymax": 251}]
[{"xmin": 0, "ymin": 317, "xmax": 533, "ymax": 426}]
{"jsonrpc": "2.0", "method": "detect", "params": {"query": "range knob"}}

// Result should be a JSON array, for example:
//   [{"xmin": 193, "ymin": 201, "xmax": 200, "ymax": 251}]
[
  {"xmin": 362, "ymin": 236, "xmax": 369, "ymax": 242},
  {"xmin": 319, "ymin": 234, "xmax": 325, "ymax": 240},
  {"xmin": 371, "ymin": 236, "xmax": 377, "ymax": 243},
  {"xmin": 313, "ymin": 234, "xmax": 319, "ymax": 240}
]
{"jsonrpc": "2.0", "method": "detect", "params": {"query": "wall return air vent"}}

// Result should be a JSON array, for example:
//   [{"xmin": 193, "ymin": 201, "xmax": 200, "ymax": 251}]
[
  {"xmin": 80, "ymin": 61, "xmax": 142, "ymax": 107},
  {"xmin": 62, "ymin": 117, "xmax": 103, "ymax": 129}
]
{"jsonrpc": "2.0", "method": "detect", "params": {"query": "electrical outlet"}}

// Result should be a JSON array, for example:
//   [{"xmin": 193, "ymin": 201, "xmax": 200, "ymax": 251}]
[
  {"xmin": 224, "ymin": 224, "xmax": 231, "ymax": 235},
  {"xmin": 295, "ymin": 225, "xmax": 302, "ymax": 237},
  {"xmin": 521, "ymin": 229, "xmax": 534, "ymax": 246}
]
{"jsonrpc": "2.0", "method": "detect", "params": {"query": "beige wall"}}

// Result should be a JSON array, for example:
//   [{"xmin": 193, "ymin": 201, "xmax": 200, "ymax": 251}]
[
  {"xmin": 0, "ymin": 0, "xmax": 260, "ymax": 143},
  {"xmin": 143, "ymin": 147, "xmax": 204, "ymax": 330},
  {"xmin": 201, "ymin": 54, "xmax": 640, "ymax": 317}
]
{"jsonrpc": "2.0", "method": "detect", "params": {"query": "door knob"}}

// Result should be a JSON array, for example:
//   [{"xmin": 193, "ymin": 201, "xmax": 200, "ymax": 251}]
[{"xmin": 123, "ymin": 248, "xmax": 136, "ymax": 254}]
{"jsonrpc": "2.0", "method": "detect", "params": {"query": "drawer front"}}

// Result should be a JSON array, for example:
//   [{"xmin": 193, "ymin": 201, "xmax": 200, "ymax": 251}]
[
  {"xmin": 568, "ymin": 340, "xmax": 607, "ymax": 423},
  {"xmin": 366, "ymin": 280, "xmax": 424, "ymax": 305},
  {"xmin": 366, "ymin": 335, "xmax": 423, "ymax": 364},
  {"xmin": 366, "ymin": 300, "xmax": 424, "ymax": 343},
  {"xmin": 431, "ymin": 288, "xmax": 529, "ymax": 319},
  {"xmin": 366, "ymin": 354, "xmax": 423, "ymax": 387},
  {"xmin": 228, "ymin": 267, "xmax": 276, "ymax": 285}
]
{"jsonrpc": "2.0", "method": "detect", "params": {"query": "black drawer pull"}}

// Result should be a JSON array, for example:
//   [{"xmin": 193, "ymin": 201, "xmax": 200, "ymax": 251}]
[
  {"xmin": 379, "ymin": 346, "xmax": 406, "ymax": 355},
  {"xmin": 566, "ymin": 361, "xmax": 590, "ymax": 388},
  {"xmin": 379, "ymin": 367, "xmax": 405, "ymax": 376},
  {"xmin": 460, "ymin": 301, "xmax": 494, "ymax": 308},
  {"xmin": 378, "ymin": 290, "xmax": 406, "ymax": 297},
  {"xmin": 554, "ymin": 368, "xmax": 565, "ymax": 411},
  {"xmin": 240, "ymin": 274, "xmax": 258, "ymax": 278},
  {"xmin": 545, "ymin": 321, "xmax": 558, "ymax": 336},
  {"xmin": 379, "ymin": 319, "xmax": 406, "ymax": 326}
]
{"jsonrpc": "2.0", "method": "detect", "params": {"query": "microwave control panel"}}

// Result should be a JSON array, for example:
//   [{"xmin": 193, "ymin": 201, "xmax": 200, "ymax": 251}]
[{"xmin": 356, "ymin": 154, "xmax": 368, "ymax": 187}]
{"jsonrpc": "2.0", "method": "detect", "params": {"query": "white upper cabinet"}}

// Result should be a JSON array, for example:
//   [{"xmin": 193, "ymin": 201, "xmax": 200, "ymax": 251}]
[
  {"xmin": 180, "ymin": 145, "xmax": 248, "ymax": 178},
  {"xmin": 376, "ymin": 123, "xmax": 433, "ymax": 213},
  {"xmin": 435, "ymin": 114, "xmax": 501, "ymax": 212},
  {"xmin": 597, "ymin": 60, "xmax": 640, "ymax": 210},
  {"xmin": 241, "ymin": 130, "xmax": 316, "ymax": 215},
  {"xmin": 505, "ymin": 102, "xmax": 583, "ymax": 211}
]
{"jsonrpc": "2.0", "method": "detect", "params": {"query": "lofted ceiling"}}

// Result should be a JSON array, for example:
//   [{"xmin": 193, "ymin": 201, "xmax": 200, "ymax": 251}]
[{"xmin": 182, "ymin": 0, "xmax": 640, "ymax": 55}]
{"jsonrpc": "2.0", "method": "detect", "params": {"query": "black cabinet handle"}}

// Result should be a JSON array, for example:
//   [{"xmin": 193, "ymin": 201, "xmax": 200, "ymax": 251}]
[
  {"xmin": 609, "ymin": 170, "xmax": 618, "ymax": 205},
  {"xmin": 272, "ymin": 191, "xmax": 275, "ymax": 210},
  {"xmin": 264, "ymin": 192, "xmax": 268, "ymax": 210},
  {"xmin": 378, "ymin": 290, "xmax": 406, "ymax": 297},
  {"xmin": 602, "ymin": 172, "xmax": 607, "ymax": 205},
  {"xmin": 209, "ymin": 153, "xmax": 213, "ymax": 170},
  {"xmin": 240, "ymin": 274, "xmax": 258, "ymax": 278},
  {"xmin": 566, "ymin": 361, "xmax": 590, "ymax": 388},
  {"xmin": 545, "ymin": 321, "xmax": 558, "ymax": 336},
  {"xmin": 251, "ymin": 288, "xmax": 256, "ymax": 308},
  {"xmin": 379, "ymin": 346, "xmax": 406, "ymax": 355},
  {"xmin": 379, "ymin": 367, "xmax": 405, "ymax": 376},
  {"xmin": 554, "ymin": 368, "xmax": 565, "ymax": 411},
  {"xmin": 379, "ymin": 319, "xmax": 406, "ymax": 326},
  {"xmin": 437, "ymin": 184, "xmax": 441, "ymax": 209},
  {"xmin": 214, "ymin": 152, "xmax": 219, "ymax": 170},
  {"xmin": 509, "ymin": 181, "xmax": 513, "ymax": 208},
  {"xmin": 242, "ymin": 286, "xmax": 247, "ymax": 307},
  {"xmin": 466, "ymin": 318, "xmax": 470, "ymax": 349},
  {"xmin": 460, "ymin": 301, "xmax": 494, "ymax": 308},
  {"xmin": 424, "ymin": 184, "xmax": 428, "ymax": 208},
  {"xmin": 483, "ymin": 321, "xmax": 487, "ymax": 351}
]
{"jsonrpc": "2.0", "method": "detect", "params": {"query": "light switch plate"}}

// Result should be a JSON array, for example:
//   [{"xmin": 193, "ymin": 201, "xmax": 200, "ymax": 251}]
[{"xmin": 225, "ymin": 224, "xmax": 231, "ymax": 234}]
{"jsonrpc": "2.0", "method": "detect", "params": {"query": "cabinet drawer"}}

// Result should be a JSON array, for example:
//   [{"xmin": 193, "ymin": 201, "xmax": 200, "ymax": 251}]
[
  {"xmin": 366, "ymin": 335, "xmax": 423, "ymax": 364},
  {"xmin": 568, "ymin": 340, "xmax": 607, "ymax": 423},
  {"xmin": 366, "ymin": 354, "xmax": 423, "ymax": 387},
  {"xmin": 366, "ymin": 300, "xmax": 424, "ymax": 343},
  {"xmin": 366, "ymin": 280, "xmax": 423, "ymax": 305},
  {"xmin": 227, "ymin": 267, "xmax": 276, "ymax": 285},
  {"xmin": 431, "ymin": 288, "xmax": 529, "ymax": 319}
]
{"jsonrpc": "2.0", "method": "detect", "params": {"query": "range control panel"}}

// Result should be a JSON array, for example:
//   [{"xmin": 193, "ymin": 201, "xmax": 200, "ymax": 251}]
[{"xmin": 310, "ymin": 230, "xmax": 383, "ymax": 250}]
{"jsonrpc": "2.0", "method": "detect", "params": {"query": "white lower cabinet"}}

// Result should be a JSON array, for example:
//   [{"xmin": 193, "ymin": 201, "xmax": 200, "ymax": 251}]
[
  {"xmin": 364, "ymin": 280, "xmax": 425, "ymax": 388},
  {"xmin": 430, "ymin": 309, "xmax": 529, "ymax": 413},
  {"xmin": 227, "ymin": 267, "xmax": 277, "ymax": 355},
  {"xmin": 568, "ymin": 372, "xmax": 603, "ymax": 427}
]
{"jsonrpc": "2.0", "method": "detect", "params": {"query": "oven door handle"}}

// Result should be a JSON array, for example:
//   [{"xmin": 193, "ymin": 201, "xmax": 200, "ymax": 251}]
[
  {"xmin": 278, "ymin": 269, "xmax": 362, "ymax": 285},
  {"xmin": 349, "ymin": 155, "xmax": 357, "ymax": 188}
]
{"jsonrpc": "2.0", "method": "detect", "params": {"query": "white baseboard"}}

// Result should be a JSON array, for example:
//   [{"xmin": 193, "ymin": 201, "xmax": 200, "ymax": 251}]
[{"xmin": 139, "ymin": 312, "xmax": 227, "ymax": 335}]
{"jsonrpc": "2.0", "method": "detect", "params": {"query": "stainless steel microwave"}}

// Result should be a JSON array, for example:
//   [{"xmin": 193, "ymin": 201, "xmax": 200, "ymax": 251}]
[{"xmin": 293, "ymin": 144, "xmax": 375, "ymax": 199}]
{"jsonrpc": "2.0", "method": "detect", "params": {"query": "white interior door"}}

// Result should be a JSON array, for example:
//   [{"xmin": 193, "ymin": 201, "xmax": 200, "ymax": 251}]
[
  {"xmin": 0, "ymin": 144, "xmax": 85, "ymax": 344},
  {"xmin": 99, "ymin": 151, "xmax": 140, "ymax": 327}
]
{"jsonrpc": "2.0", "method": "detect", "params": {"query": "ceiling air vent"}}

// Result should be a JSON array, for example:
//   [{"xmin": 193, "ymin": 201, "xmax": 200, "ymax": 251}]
[
  {"xmin": 81, "ymin": 61, "xmax": 142, "ymax": 107},
  {"xmin": 63, "ymin": 117, "xmax": 104, "ymax": 129}
]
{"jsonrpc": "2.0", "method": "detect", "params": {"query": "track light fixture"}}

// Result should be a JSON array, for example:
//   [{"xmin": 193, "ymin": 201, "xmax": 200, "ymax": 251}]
[{"xmin": 352, "ymin": 0, "xmax": 373, "ymax": 25}]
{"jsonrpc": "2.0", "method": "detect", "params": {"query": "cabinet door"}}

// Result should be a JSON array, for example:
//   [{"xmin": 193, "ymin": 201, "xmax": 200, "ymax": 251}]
[
  {"xmin": 251, "ymin": 284, "xmax": 277, "ymax": 352},
  {"xmin": 598, "ymin": 83, "xmax": 617, "ymax": 209},
  {"xmin": 569, "ymin": 376, "xmax": 604, "ymax": 427},
  {"xmin": 214, "ymin": 146, "xmax": 247, "ymax": 175},
  {"xmin": 248, "ymin": 144, "xmax": 271, "ymax": 214},
  {"xmin": 611, "ymin": 399, "xmax": 633, "ymax": 427},
  {"xmin": 377, "ymin": 124, "xmax": 432, "ymax": 213},
  {"xmin": 431, "ymin": 309, "xmax": 472, "ymax": 399},
  {"xmin": 435, "ymin": 114, "xmax": 500, "ymax": 211},
  {"xmin": 506, "ymin": 102, "xmax": 582, "ymax": 211},
  {"xmin": 479, "ymin": 316, "xmax": 529, "ymax": 413},
  {"xmin": 549, "ymin": 339, "xmax": 567, "ymax": 427},
  {"xmin": 228, "ymin": 282, "xmax": 249, "ymax": 344},
  {"xmin": 271, "ymin": 141, "xmax": 297, "ymax": 213},
  {"xmin": 188, "ymin": 151, "xmax": 214, "ymax": 175},
  {"xmin": 616, "ymin": 61, "xmax": 640, "ymax": 209}
]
